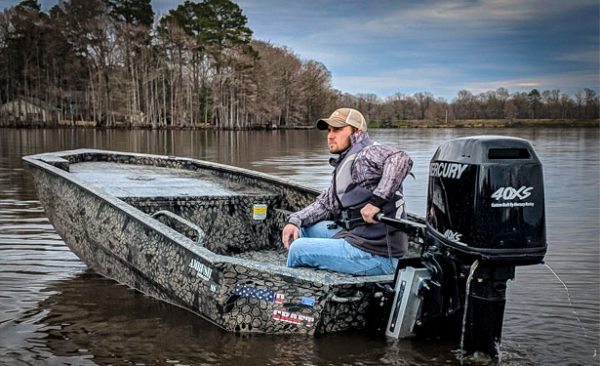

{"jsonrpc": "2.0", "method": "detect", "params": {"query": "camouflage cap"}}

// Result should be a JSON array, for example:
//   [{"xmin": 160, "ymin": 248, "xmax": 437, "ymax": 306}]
[{"xmin": 316, "ymin": 108, "xmax": 367, "ymax": 131}]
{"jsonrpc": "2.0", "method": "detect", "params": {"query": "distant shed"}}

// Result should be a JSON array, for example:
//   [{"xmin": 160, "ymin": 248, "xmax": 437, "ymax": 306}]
[{"xmin": 0, "ymin": 97, "xmax": 59, "ymax": 126}]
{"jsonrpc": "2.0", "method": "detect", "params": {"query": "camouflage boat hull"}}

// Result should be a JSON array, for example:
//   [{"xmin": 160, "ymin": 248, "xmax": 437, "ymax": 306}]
[{"xmin": 23, "ymin": 149, "xmax": 420, "ymax": 335}]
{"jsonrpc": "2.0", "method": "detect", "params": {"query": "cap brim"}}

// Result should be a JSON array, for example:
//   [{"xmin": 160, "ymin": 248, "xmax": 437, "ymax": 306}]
[{"xmin": 316, "ymin": 118, "xmax": 347, "ymax": 130}]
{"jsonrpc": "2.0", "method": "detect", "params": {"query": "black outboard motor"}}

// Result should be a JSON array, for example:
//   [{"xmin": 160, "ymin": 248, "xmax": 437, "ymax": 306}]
[
  {"xmin": 426, "ymin": 135, "xmax": 546, "ymax": 264},
  {"xmin": 425, "ymin": 135, "xmax": 547, "ymax": 357},
  {"xmin": 374, "ymin": 136, "xmax": 547, "ymax": 360}
]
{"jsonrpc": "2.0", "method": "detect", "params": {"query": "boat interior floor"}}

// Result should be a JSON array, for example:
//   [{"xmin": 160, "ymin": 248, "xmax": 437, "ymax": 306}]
[
  {"xmin": 68, "ymin": 160, "xmax": 419, "ymax": 280},
  {"xmin": 70, "ymin": 162, "xmax": 267, "ymax": 198}
]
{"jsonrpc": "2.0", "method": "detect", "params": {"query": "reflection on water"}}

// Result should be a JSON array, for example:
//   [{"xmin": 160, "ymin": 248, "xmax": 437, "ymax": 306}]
[
  {"xmin": 14, "ymin": 272, "xmax": 456, "ymax": 366},
  {"xmin": 0, "ymin": 127, "xmax": 598, "ymax": 365}
]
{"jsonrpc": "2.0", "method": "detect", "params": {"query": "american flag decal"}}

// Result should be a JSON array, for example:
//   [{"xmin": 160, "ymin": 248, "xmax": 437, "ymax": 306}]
[{"xmin": 233, "ymin": 284, "xmax": 286, "ymax": 304}]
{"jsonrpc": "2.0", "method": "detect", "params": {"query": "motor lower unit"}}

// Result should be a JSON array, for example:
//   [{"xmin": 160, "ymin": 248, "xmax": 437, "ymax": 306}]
[{"xmin": 385, "ymin": 266, "xmax": 432, "ymax": 339}]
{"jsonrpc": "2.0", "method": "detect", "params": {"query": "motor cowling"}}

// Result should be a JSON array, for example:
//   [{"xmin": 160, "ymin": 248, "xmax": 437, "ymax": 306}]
[{"xmin": 426, "ymin": 135, "xmax": 547, "ymax": 264}]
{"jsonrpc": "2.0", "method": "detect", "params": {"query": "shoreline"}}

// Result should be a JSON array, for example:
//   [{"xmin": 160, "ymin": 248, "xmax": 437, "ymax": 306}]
[
  {"xmin": 367, "ymin": 118, "xmax": 599, "ymax": 129},
  {"xmin": 1, "ymin": 119, "xmax": 598, "ymax": 130}
]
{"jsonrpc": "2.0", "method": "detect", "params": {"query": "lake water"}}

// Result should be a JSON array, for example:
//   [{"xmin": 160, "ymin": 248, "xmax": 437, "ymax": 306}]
[{"xmin": 0, "ymin": 127, "xmax": 598, "ymax": 365}]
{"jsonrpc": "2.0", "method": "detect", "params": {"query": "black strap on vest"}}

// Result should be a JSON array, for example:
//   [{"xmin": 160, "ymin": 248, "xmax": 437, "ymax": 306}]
[{"xmin": 336, "ymin": 205, "xmax": 366, "ymax": 230}]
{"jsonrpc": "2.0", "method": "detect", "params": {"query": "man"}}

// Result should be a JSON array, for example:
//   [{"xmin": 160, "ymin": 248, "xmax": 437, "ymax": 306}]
[{"xmin": 282, "ymin": 107, "xmax": 413, "ymax": 276}]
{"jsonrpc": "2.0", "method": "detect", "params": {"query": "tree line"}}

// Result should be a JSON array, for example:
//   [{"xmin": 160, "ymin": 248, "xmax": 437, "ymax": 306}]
[
  {"xmin": 0, "ymin": 0, "xmax": 598, "ymax": 129},
  {"xmin": 0, "ymin": 0, "xmax": 336, "ymax": 128},
  {"xmin": 342, "ymin": 87, "xmax": 599, "ymax": 125}
]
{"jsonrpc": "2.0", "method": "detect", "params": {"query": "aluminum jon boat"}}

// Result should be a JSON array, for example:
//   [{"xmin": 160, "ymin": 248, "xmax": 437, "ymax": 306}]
[{"xmin": 23, "ymin": 149, "xmax": 422, "ymax": 335}]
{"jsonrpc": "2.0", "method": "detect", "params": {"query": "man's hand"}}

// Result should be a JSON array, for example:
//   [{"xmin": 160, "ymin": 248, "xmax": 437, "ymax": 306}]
[
  {"xmin": 282, "ymin": 224, "xmax": 299, "ymax": 249},
  {"xmin": 360, "ymin": 203, "xmax": 381, "ymax": 224}
]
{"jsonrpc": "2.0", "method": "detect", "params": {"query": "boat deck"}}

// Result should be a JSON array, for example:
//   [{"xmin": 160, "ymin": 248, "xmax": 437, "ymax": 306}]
[
  {"xmin": 66, "ymin": 158, "xmax": 421, "ymax": 280},
  {"xmin": 70, "ymin": 162, "xmax": 268, "ymax": 198}
]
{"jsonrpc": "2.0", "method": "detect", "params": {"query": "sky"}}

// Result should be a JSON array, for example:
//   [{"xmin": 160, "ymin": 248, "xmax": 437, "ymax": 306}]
[{"xmin": 2, "ymin": 0, "xmax": 599, "ymax": 100}]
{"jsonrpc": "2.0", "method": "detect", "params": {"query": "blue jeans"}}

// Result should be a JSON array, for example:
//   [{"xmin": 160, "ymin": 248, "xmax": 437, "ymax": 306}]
[{"xmin": 286, "ymin": 221, "xmax": 398, "ymax": 276}]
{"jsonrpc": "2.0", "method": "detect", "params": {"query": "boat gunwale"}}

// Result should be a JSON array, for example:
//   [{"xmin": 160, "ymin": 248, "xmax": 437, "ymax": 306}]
[{"xmin": 23, "ymin": 148, "xmax": 395, "ymax": 286}]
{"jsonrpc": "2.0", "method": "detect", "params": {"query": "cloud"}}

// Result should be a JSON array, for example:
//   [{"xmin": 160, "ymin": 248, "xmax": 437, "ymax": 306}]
[
  {"xmin": 241, "ymin": 0, "xmax": 596, "ymax": 68},
  {"xmin": 555, "ymin": 50, "xmax": 600, "ymax": 64},
  {"xmin": 458, "ymin": 70, "xmax": 600, "ymax": 96},
  {"xmin": 367, "ymin": 0, "xmax": 597, "ymax": 31}
]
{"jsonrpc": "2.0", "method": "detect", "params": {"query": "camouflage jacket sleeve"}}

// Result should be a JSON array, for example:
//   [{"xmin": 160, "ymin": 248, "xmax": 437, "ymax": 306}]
[
  {"xmin": 363, "ymin": 145, "xmax": 413, "ymax": 201},
  {"xmin": 287, "ymin": 183, "xmax": 340, "ymax": 228}
]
